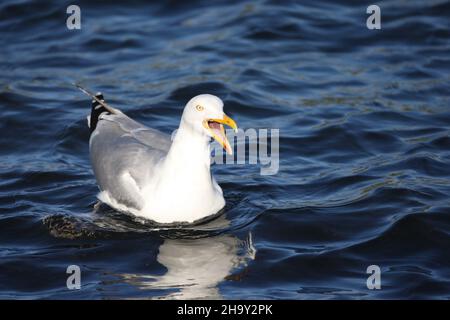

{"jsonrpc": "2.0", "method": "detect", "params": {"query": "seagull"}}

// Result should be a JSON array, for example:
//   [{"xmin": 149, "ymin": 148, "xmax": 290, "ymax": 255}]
[{"xmin": 78, "ymin": 86, "xmax": 238, "ymax": 224}]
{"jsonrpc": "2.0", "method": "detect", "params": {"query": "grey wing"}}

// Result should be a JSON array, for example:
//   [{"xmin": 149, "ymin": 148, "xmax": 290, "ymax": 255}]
[{"xmin": 89, "ymin": 112, "xmax": 172, "ymax": 210}]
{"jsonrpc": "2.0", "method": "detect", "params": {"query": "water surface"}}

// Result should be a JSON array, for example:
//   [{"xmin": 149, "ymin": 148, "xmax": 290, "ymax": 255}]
[{"xmin": 1, "ymin": 0, "xmax": 450, "ymax": 299}]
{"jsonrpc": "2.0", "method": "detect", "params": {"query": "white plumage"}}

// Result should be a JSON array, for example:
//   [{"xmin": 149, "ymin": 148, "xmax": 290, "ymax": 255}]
[{"xmin": 85, "ymin": 91, "xmax": 237, "ymax": 224}]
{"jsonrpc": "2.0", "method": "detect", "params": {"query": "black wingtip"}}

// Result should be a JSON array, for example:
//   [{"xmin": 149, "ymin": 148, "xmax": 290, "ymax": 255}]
[{"xmin": 90, "ymin": 92, "xmax": 110, "ymax": 133}]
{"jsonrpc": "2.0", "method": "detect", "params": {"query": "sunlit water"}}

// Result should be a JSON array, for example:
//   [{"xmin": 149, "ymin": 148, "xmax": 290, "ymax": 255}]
[{"xmin": 1, "ymin": 0, "xmax": 450, "ymax": 299}]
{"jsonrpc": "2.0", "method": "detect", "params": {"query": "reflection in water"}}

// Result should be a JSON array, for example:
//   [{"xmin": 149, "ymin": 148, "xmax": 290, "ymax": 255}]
[
  {"xmin": 123, "ymin": 232, "xmax": 255, "ymax": 299},
  {"xmin": 43, "ymin": 207, "xmax": 256, "ymax": 299}
]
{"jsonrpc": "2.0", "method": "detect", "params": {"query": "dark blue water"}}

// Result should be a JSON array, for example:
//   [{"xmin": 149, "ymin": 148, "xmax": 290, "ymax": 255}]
[{"xmin": 1, "ymin": 0, "xmax": 450, "ymax": 299}]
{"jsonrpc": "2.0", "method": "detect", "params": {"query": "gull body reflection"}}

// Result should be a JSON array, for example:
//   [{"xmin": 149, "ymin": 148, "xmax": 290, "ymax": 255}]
[{"xmin": 122, "ymin": 226, "xmax": 255, "ymax": 299}]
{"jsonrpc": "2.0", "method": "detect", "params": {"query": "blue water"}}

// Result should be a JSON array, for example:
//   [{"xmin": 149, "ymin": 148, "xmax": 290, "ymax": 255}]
[{"xmin": 1, "ymin": 0, "xmax": 450, "ymax": 299}]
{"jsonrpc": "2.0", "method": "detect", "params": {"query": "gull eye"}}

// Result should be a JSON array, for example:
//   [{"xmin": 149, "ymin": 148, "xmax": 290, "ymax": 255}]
[{"xmin": 196, "ymin": 105, "xmax": 204, "ymax": 111}]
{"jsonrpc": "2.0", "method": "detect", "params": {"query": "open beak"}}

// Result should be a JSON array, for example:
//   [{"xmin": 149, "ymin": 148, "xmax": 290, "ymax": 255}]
[{"xmin": 203, "ymin": 114, "xmax": 238, "ymax": 155}]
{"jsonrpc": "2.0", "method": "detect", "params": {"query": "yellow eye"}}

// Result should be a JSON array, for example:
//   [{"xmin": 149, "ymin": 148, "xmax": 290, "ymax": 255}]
[{"xmin": 196, "ymin": 105, "xmax": 204, "ymax": 111}]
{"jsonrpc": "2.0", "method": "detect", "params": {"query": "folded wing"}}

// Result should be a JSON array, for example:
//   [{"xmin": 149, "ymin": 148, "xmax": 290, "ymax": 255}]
[{"xmin": 89, "ymin": 108, "xmax": 172, "ymax": 210}]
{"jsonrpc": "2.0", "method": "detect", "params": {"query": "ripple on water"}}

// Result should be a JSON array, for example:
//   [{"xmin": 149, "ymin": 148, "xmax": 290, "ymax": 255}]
[{"xmin": 0, "ymin": 0, "xmax": 449, "ymax": 299}]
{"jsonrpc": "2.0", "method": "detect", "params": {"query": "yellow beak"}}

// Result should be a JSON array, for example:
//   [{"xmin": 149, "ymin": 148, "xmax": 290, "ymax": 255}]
[{"xmin": 203, "ymin": 114, "xmax": 238, "ymax": 155}]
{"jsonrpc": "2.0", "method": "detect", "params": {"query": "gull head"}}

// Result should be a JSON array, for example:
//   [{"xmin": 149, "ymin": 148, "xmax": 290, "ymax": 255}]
[{"xmin": 181, "ymin": 94, "xmax": 238, "ymax": 155}]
